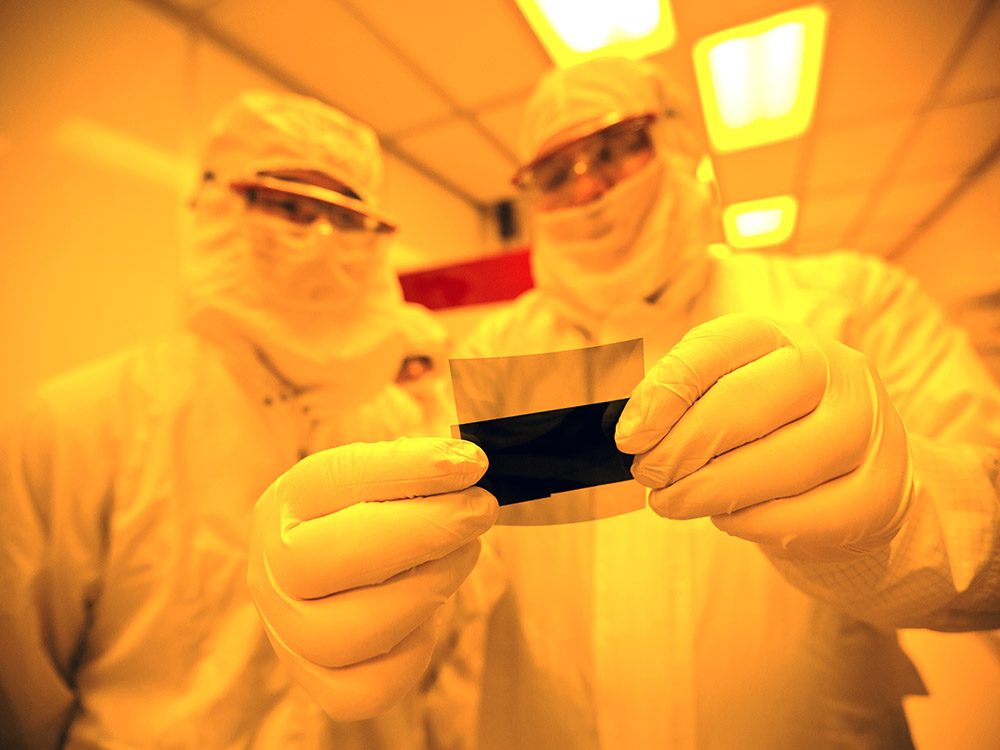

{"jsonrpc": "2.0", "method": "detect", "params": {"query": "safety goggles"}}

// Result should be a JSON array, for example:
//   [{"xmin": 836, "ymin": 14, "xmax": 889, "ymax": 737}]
[
  {"xmin": 230, "ymin": 175, "xmax": 397, "ymax": 235},
  {"xmin": 511, "ymin": 114, "xmax": 656, "ymax": 208}
]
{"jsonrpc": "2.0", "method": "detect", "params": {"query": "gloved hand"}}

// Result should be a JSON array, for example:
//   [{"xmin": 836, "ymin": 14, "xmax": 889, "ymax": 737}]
[
  {"xmin": 247, "ymin": 437, "xmax": 497, "ymax": 720},
  {"xmin": 615, "ymin": 314, "xmax": 913, "ymax": 561}
]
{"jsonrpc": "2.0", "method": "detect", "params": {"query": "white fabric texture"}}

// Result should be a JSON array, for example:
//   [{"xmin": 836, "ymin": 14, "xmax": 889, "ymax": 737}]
[
  {"xmin": 458, "ymin": 247, "xmax": 1000, "ymax": 750},
  {"xmin": 0, "ymin": 329, "xmax": 503, "ymax": 750},
  {"xmin": 248, "ymin": 438, "xmax": 497, "ymax": 722}
]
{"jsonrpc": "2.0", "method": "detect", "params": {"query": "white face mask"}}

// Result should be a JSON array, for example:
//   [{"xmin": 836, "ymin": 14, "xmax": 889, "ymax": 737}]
[
  {"xmin": 185, "ymin": 185, "xmax": 414, "ymax": 390},
  {"xmin": 534, "ymin": 157, "xmax": 663, "ymax": 270},
  {"xmin": 244, "ymin": 212, "xmax": 385, "ymax": 311},
  {"xmin": 530, "ymin": 153, "xmax": 715, "ymax": 331},
  {"xmin": 531, "ymin": 158, "xmax": 678, "ymax": 317}
]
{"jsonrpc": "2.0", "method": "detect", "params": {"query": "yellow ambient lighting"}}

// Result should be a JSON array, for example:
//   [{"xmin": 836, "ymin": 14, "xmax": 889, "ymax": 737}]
[
  {"xmin": 51, "ymin": 116, "xmax": 190, "ymax": 190},
  {"xmin": 514, "ymin": 0, "xmax": 676, "ymax": 67},
  {"xmin": 693, "ymin": 4, "xmax": 828, "ymax": 152},
  {"xmin": 723, "ymin": 196, "xmax": 798, "ymax": 248}
]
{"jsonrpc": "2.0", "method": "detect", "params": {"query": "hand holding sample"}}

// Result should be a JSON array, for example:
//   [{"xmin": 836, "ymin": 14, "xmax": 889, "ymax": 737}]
[
  {"xmin": 616, "ymin": 314, "xmax": 913, "ymax": 561},
  {"xmin": 247, "ymin": 437, "xmax": 497, "ymax": 720}
]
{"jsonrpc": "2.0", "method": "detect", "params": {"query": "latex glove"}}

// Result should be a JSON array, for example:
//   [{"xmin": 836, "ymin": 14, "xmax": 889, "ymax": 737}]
[
  {"xmin": 247, "ymin": 437, "xmax": 497, "ymax": 720},
  {"xmin": 615, "ymin": 314, "xmax": 913, "ymax": 561}
]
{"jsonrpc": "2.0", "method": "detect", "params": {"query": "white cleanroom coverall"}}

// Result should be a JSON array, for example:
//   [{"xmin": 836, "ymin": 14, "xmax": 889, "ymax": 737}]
[
  {"xmin": 462, "ymin": 246, "xmax": 1000, "ymax": 750},
  {"xmin": 0, "ymin": 91, "xmax": 497, "ymax": 750},
  {"xmin": 0, "ymin": 333, "xmax": 446, "ymax": 750},
  {"xmin": 455, "ymin": 56, "xmax": 1000, "ymax": 749}
]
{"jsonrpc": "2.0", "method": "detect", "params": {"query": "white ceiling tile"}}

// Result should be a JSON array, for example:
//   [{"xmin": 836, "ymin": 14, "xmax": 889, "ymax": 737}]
[
  {"xmin": 797, "ymin": 193, "xmax": 868, "ymax": 241},
  {"xmin": 817, "ymin": 0, "xmax": 980, "ymax": 124},
  {"xmin": 865, "ymin": 176, "xmax": 958, "ymax": 230},
  {"xmin": 896, "ymin": 98, "xmax": 1000, "ymax": 179},
  {"xmin": 939, "ymin": 1, "xmax": 1000, "ymax": 105},
  {"xmin": 346, "ymin": 0, "xmax": 551, "ymax": 112},
  {"xmin": 381, "ymin": 152, "xmax": 488, "ymax": 271},
  {"xmin": 673, "ymin": 0, "xmax": 806, "ymax": 41},
  {"xmin": 805, "ymin": 117, "xmax": 911, "ymax": 195},
  {"xmin": 205, "ymin": 0, "xmax": 452, "ymax": 134},
  {"xmin": 157, "ymin": 0, "xmax": 219, "ymax": 9},
  {"xmin": 894, "ymin": 158, "xmax": 1000, "ymax": 299},
  {"xmin": 189, "ymin": 40, "xmax": 287, "ymax": 142},
  {"xmin": 395, "ymin": 119, "xmax": 518, "ymax": 203},
  {"xmin": 1, "ymin": 0, "xmax": 189, "ymax": 152},
  {"xmin": 476, "ymin": 95, "xmax": 530, "ymax": 162},
  {"xmin": 713, "ymin": 140, "xmax": 803, "ymax": 204}
]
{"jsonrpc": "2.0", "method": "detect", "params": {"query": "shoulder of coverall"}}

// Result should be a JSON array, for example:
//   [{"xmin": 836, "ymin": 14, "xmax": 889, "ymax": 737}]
[
  {"xmin": 713, "ymin": 248, "xmax": 915, "ymax": 316},
  {"xmin": 4, "ymin": 334, "xmax": 210, "ymax": 521},
  {"xmin": 715, "ymin": 248, "xmax": 976, "ymax": 386},
  {"xmin": 27, "ymin": 334, "xmax": 212, "ymax": 436},
  {"xmin": 760, "ymin": 248, "xmax": 923, "ymax": 309}
]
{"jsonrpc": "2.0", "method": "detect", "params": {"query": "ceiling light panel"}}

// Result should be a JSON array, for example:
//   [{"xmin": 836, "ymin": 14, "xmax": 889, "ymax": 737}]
[
  {"xmin": 514, "ymin": 0, "xmax": 676, "ymax": 67},
  {"xmin": 723, "ymin": 195, "xmax": 799, "ymax": 248},
  {"xmin": 693, "ymin": 4, "xmax": 828, "ymax": 153}
]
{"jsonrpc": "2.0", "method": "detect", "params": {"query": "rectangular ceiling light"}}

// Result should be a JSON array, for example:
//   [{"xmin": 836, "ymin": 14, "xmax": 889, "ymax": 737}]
[
  {"xmin": 723, "ymin": 195, "xmax": 798, "ymax": 248},
  {"xmin": 693, "ymin": 4, "xmax": 828, "ymax": 152},
  {"xmin": 514, "ymin": 0, "xmax": 676, "ymax": 67}
]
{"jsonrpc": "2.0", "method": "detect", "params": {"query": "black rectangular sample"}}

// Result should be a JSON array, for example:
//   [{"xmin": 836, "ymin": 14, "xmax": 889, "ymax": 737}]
[{"xmin": 458, "ymin": 398, "xmax": 634, "ymax": 506}]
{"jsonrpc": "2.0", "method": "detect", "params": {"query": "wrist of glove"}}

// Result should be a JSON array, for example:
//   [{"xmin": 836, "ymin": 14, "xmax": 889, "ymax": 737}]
[
  {"xmin": 615, "ymin": 313, "xmax": 914, "ymax": 562},
  {"xmin": 247, "ymin": 437, "xmax": 497, "ymax": 720}
]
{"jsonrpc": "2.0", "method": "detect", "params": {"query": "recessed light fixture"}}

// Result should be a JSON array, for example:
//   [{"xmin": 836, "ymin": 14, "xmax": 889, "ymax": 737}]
[
  {"xmin": 693, "ymin": 4, "xmax": 828, "ymax": 152},
  {"xmin": 723, "ymin": 195, "xmax": 799, "ymax": 248},
  {"xmin": 514, "ymin": 0, "xmax": 676, "ymax": 67}
]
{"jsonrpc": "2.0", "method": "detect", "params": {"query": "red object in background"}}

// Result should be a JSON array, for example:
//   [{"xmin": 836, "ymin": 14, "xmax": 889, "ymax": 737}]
[{"xmin": 398, "ymin": 247, "xmax": 534, "ymax": 310}]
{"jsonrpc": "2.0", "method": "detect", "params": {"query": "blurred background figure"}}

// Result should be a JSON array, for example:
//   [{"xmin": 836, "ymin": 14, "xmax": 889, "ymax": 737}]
[
  {"xmin": 0, "ymin": 91, "xmax": 471, "ymax": 750},
  {"xmin": 461, "ymin": 55, "xmax": 1000, "ymax": 749}
]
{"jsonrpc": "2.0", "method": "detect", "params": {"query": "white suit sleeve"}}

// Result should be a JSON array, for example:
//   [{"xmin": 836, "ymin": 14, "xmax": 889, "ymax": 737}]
[
  {"xmin": 0, "ymin": 387, "xmax": 111, "ymax": 750},
  {"xmin": 764, "ymin": 258, "xmax": 1000, "ymax": 630}
]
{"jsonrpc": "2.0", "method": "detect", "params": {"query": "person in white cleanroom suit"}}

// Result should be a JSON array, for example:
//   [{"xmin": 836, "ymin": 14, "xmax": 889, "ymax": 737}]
[
  {"xmin": 246, "ymin": 58, "xmax": 1000, "ymax": 749},
  {"xmin": 0, "ymin": 91, "xmax": 499, "ymax": 750}
]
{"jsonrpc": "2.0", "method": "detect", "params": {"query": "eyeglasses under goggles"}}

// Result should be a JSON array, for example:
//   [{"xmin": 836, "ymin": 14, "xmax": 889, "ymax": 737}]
[
  {"xmin": 511, "ymin": 114, "xmax": 656, "ymax": 202},
  {"xmin": 229, "ymin": 175, "xmax": 397, "ymax": 236}
]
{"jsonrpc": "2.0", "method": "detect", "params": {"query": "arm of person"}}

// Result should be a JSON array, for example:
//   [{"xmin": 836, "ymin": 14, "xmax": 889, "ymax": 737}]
[
  {"xmin": 0, "ymin": 390, "xmax": 111, "ymax": 750},
  {"xmin": 772, "ymin": 258, "xmax": 1000, "ymax": 631},
  {"xmin": 614, "ymin": 298, "xmax": 1000, "ymax": 631}
]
